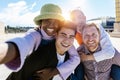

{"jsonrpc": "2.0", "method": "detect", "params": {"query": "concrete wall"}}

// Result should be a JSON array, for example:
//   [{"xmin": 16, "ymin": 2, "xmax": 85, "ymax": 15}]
[
  {"xmin": 115, "ymin": 0, "xmax": 120, "ymax": 22},
  {"xmin": 114, "ymin": 0, "xmax": 120, "ymax": 32}
]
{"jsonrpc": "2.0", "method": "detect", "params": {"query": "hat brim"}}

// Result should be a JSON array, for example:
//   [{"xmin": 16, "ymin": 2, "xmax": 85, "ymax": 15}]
[{"xmin": 34, "ymin": 14, "xmax": 64, "ymax": 25}]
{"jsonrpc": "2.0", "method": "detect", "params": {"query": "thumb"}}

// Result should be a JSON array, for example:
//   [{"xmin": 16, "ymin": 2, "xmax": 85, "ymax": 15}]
[{"xmin": 36, "ymin": 69, "xmax": 46, "ymax": 73}]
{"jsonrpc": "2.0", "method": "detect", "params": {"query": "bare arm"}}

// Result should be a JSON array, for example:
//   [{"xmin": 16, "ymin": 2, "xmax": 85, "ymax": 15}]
[
  {"xmin": 3, "ymin": 29, "xmax": 41, "ymax": 71},
  {"xmin": 79, "ymin": 51, "xmax": 95, "ymax": 62},
  {"xmin": 0, "ymin": 42, "xmax": 19, "ymax": 64}
]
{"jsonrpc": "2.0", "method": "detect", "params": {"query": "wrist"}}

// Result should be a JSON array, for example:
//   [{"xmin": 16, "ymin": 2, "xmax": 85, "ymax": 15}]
[
  {"xmin": 87, "ymin": 55, "xmax": 95, "ymax": 61},
  {"xmin": 52, "ymin": 68, "xmax": 59, "ymax": 76}
]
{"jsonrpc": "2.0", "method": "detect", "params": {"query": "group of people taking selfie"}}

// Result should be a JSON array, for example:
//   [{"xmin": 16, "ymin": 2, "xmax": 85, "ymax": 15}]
[{"xmin": 0, "ymin": 3, "xmax": 120, "ymax": 80}]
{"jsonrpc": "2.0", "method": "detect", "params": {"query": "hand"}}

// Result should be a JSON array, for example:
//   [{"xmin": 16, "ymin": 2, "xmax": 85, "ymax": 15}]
[
  {"xmin": 79, "ymin": 52, "xmax": 88, "ymax": 62},
  {"xmin": 79, "ymin": 52, "xmax": 95, "ymax": 62},
  {"xmin": 33, "ymin": 68, "xmax": 59, "ymax": 80}
]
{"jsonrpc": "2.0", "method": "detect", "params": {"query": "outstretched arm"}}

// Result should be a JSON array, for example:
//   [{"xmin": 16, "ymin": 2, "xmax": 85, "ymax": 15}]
[
  {"xmin": 4, "ymin": 29, "xmax": 41, "ymax": 71},
  {"xmin": 0, "ymin": 42, "xmax": 18, "ymax": 64}
]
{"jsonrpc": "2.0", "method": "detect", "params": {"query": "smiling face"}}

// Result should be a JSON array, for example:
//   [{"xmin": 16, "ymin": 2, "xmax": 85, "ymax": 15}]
[
  {"xmin": 55, "ymin": 21, "xmax": 76, "ymax": 55},
  {"xmin": 41, "ymin": 19, "xmax": 60, "ymax": 36},
  {"xmin": 70, "ymin": 9, "xmax": 86, "ymax": 33},
  {"xmin": 82, "ymin": 23, "xmax": 100, "ymax": 52}
]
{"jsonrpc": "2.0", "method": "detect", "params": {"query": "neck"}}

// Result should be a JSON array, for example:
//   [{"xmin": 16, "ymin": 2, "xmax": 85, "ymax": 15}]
[
  {"xmin": 57, "ymin": 50, "xmax": 65, "ymax": 56},
  {"xmin": 56, "ymin": 47, "xmax": 65, "ymax": 56}
]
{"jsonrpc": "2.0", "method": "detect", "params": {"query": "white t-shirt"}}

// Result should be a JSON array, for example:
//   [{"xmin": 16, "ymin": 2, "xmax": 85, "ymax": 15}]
[{"xmin": 53, "ymin": 53, "xmax": 66, "ymax": 80}]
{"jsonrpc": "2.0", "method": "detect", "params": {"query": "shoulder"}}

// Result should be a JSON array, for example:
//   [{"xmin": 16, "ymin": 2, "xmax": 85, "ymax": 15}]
[
  {"xmin": 27, "ymin": 29, "xmax": 40, "ymax": 34},
  {"xmin": 25, "ymin": 29, "xmax": 42, "ymax": 38},
  {"xmin": 77, "ymin": 44, "xmax": 85, "ymax": 51}
]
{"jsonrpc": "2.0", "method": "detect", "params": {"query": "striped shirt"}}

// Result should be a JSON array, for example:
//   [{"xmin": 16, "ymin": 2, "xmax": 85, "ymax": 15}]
[{"xmin": 78, "ymin": 45, "xmax": 120, "ymax": 80}]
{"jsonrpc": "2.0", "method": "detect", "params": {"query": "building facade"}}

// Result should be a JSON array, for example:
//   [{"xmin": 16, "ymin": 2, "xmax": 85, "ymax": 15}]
[
  {"xmin": 114, "ymin": 0, "xmax": 120, "ymax": 32},
  {"xmin": 88, "ymin": 17, "xmax": 115, "ymax": 32}
]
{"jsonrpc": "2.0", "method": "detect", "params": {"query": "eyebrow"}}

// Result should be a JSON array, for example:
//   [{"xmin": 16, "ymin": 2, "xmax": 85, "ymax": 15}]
[
  {"xmin": 60, "ymin": 32, "xmax": 66, "ymax": 35},
  {"xmin": 60, "ymin": 32, "xmax": 75, "ymax": 37}
]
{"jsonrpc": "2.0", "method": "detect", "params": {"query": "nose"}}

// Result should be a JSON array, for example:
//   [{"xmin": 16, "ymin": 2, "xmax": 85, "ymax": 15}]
[
  {"xmin": 49, "ymin": 23, "xmax": 54, "ymax": 28},
  {"xmin": 64, "ymin": 37, "xmax": 73, "ymax": 45},
  {"xmin": 88, "ymin": 36, "xmax": 93, "ymax": 41}
]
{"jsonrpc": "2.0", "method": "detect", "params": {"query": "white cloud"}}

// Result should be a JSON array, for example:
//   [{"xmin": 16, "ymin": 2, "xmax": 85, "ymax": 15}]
[
  {"xmin": 30, "ymin": 2, "xmax": 37, "ymax": 10},
  {"xmin": 0, "ymin": 1, "xmax": 38, "ymax": 27}
]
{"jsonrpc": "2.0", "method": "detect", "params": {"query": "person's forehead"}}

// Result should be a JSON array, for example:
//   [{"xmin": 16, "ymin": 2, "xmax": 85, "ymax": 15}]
[
  {"xmin": 59, "ymin": 27, "xmax": 75, "ymax": 34},
  {"xmin": 83, "ymin": 26, "xmax": 98, "ymax": 33},
  {"xmin": 71, "ymin": 11, "xmax": 85, "ymax": 20},
  {"xmin": 72, "ymin": 10, "xmax": 84, "ymax": 15}
]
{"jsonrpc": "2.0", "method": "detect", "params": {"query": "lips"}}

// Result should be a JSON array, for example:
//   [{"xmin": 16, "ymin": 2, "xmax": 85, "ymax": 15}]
[
  {"xmin": 47, "ymin": 28, "xmax": 54, "ymax": 33},
  {"xmin": 87, "ymin": 41, "xmax": 96, "ymax": 47},
  {"xmin": 61, "ymin": 42, "xmax": 70, "ymax": 48}
]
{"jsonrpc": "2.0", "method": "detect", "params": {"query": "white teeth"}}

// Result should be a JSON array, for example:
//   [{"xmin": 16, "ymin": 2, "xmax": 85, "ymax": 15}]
[
  {"xmin": 88, "ymin": 41, "xmax": 94, "ymax": 44},
  {"xmin": 63, "ymin": 44, "xmax": 69, "ymax": 47},
  {"xmin": 88, "ymin": 41, "xmax": 95, "ymax": 46},
  {"xmin": 47, "ymin": 28, "xmax": 54, "ymax": 32},
  {"xmin": 61, "ymin": 43, "xmax": 69, "ymax": 47}
]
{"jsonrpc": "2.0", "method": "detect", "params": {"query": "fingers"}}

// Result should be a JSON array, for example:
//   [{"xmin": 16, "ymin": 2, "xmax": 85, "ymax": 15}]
[
  {"xmin": 79, "ymin": 52, "xmax": 83, "ymax": 55},
  {"xmin": 36, "ymin": 69, "xmax": 46, "ymax": 73},
  {"xmin": 33, "ymin": 72, "xmax": 45, "ymax": 80},
  {"xmin": 78, "ymin": 51, "xmax": 84, "ymax": 55},
  {"xmin": 33, "ymin": 68, "xmax": 53, "ymax": 80}
]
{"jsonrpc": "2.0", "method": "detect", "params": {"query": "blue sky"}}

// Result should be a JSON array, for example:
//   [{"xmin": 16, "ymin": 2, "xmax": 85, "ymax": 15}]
[{"xmin": 0, "ymin": 0, "xmax": 115, "ymax": 27}]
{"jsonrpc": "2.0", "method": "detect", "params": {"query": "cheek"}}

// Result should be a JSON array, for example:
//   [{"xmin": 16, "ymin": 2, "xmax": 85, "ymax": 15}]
[
  {"xmin": 55, "ymin": 27, "xmax": 59, "ymax": 31},
  {"xmin": 53, "ymin": 24, "xmax": 59, "ymax": 29},
  {"xmin": 57, "ymin": 38, "xmax": 62, "ymax": 44},
  {"xmin": 83, "ymin": 39, "xmax": 87, "ymax": 44},
  {"xmin": 96, "ymin": 35, "xmax": 100, "ymax": 42},
  {"xmin": 68, "ymin": 41, "xmax": 73, "ymax": 46},
  {"xmin": 56, "ymin": 40, "xmax": 61, "ymax": 47},
  {"xmin": 71, "ymin": 39, "xmax": 74, "ymax": 44},
  {"xmin": 41, "ymin": 25, "xmax": 47, "ymax": 29},
  {"xmin": 96, "ymin": 38, "xmax": 100, "ymax": 43}
]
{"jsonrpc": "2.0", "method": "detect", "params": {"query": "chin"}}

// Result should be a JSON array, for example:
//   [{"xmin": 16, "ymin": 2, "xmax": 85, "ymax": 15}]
[{"xmin": 89, "ymin": 48, "xmax": 96, "ymax": 52}]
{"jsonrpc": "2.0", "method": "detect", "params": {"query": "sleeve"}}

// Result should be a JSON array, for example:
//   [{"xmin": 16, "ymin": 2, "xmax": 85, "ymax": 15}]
[
  {"xmin": 57, "ymin": 46, "xmax": 80, "ymax": 80},
  {"xmin": 112, "ymin": 49, "xmax": 120, "ymax": 66},
  {"xmin": 52, "ymin": 75, "xmax": 63, "ymax": 80},
  {"xmin": 93, "ymin": 24, "xmax": 115, "ymax": 62},
  {"xmin": 5, "ymin": 29, "xmax": 41, "ymax": 71}
]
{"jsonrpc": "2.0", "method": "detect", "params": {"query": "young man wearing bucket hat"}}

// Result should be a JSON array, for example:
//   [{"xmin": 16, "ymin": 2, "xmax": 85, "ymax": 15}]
[{"xmin": 0, "ymin": 3, "xmax": 80, "ymax": 80}]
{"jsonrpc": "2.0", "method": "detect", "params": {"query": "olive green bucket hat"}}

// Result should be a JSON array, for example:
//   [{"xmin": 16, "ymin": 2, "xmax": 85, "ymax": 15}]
[{"xmin": 34, "ymin": 3, "xmax": 64, "ymax": 25}]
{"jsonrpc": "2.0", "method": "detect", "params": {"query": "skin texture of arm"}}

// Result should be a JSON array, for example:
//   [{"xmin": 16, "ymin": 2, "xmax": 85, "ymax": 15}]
[
  {"xmin": 0, "ymin": 42, "xmax": 18, "ymax": 64},
  {"xmin": 4, "ymin": 29, "xmax": 41, "ymax": 71}
]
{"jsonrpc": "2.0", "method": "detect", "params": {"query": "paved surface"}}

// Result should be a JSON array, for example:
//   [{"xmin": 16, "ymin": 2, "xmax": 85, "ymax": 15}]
[
  {"xmin": 0, "ymin": 34, "xmax": 119, "ymax": 80},
  {"xmin": 110, "ymin": 37, "xmax": 120, "ymax": 52}
]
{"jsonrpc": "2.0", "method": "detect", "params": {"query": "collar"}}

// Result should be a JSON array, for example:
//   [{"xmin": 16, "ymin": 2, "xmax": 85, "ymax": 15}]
[
  {"xmin": 40, "ymin": 28, "xmax": 54, "ymax": 40},
  {"xmin": 78, "ymin": 44, "xmax": 101, "ymax": 55}
]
